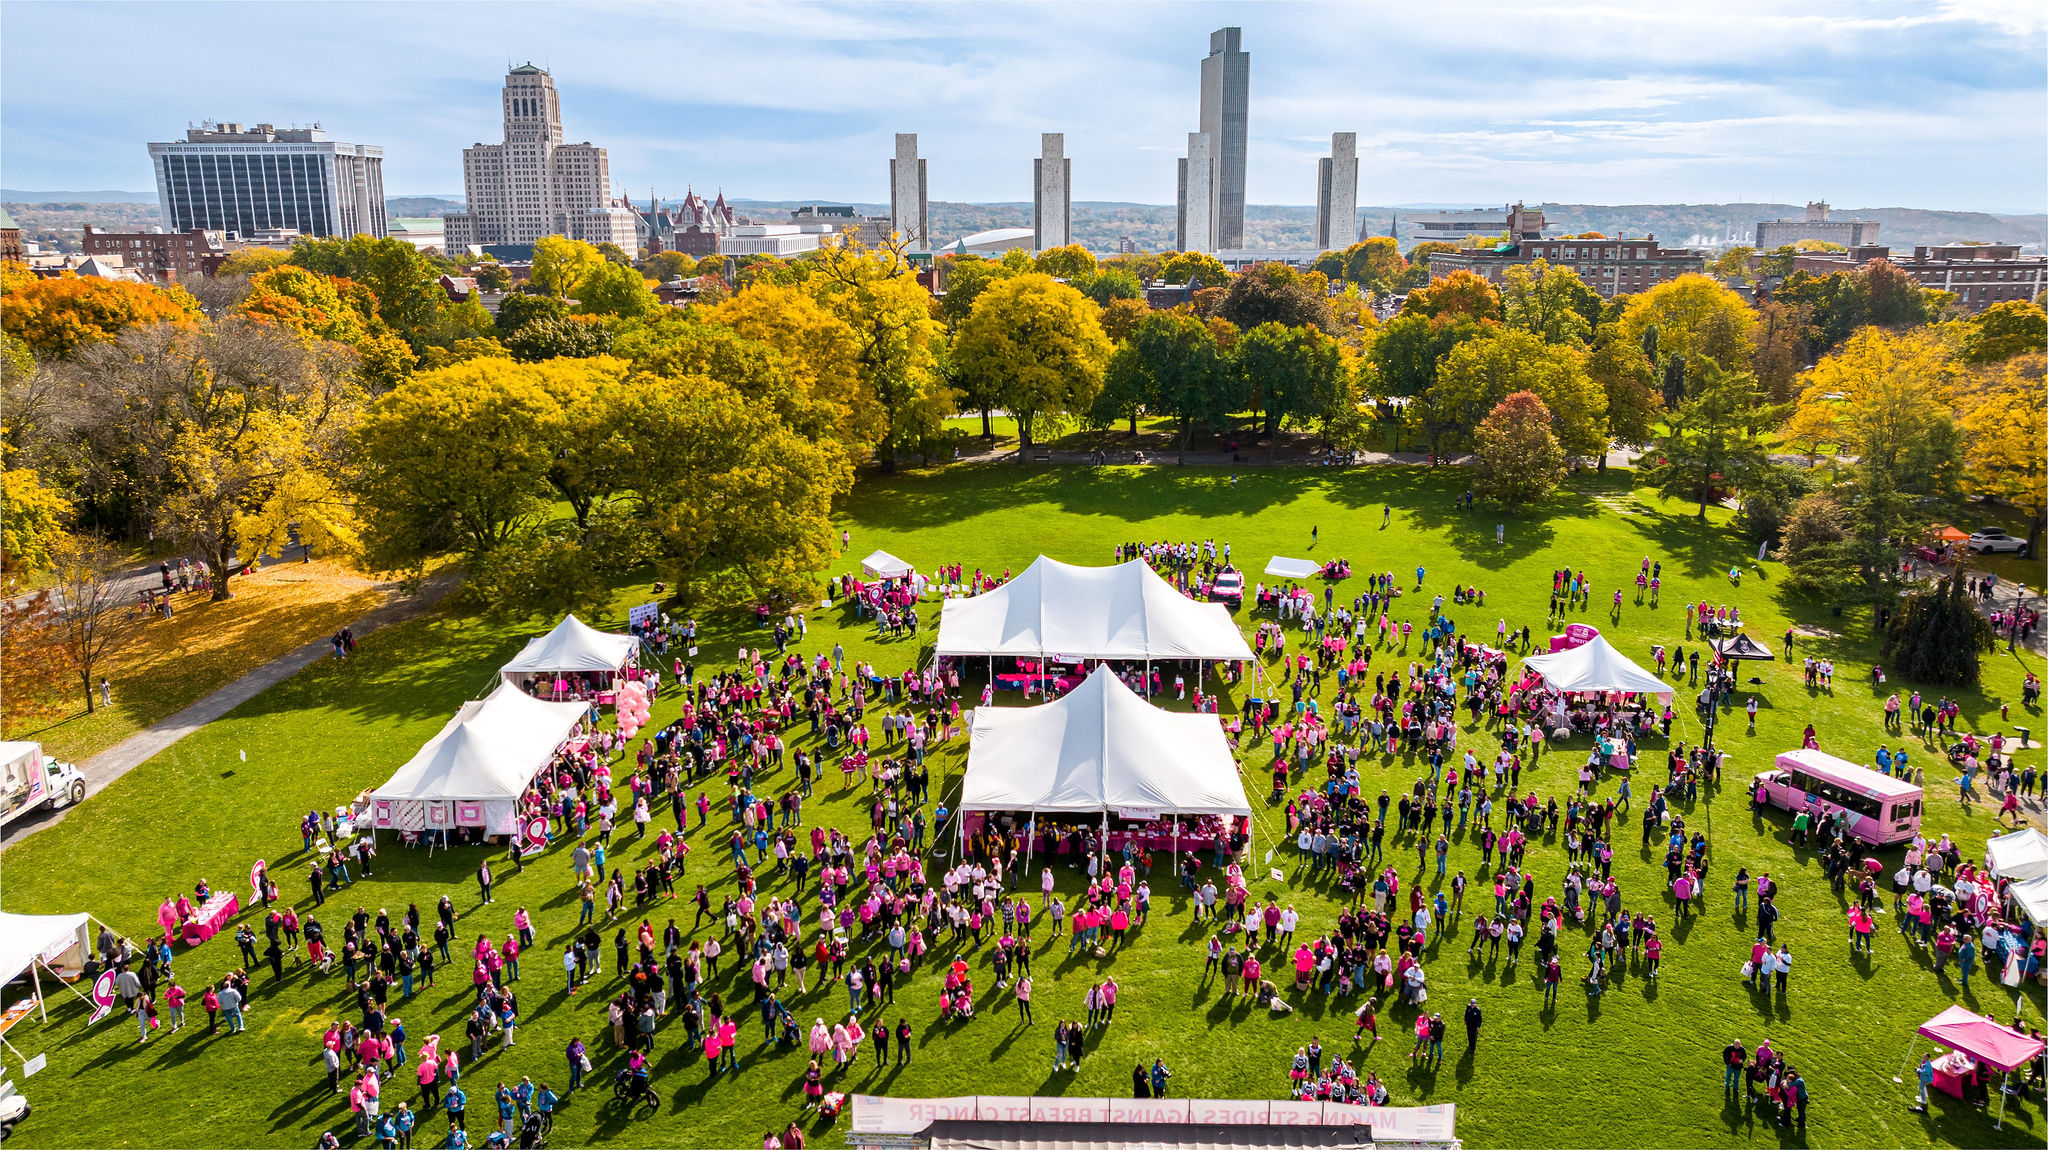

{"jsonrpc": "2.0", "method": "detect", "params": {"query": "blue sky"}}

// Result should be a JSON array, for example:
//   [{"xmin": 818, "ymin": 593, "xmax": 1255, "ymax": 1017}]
[{"xmin": 3, "ymin": 1, "xmax": 2043, "ymax": 210}]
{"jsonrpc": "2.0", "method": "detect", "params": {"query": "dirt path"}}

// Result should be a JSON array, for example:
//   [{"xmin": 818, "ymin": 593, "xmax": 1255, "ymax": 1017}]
[{"xmin": 0, "ymin": 568, "xmax": 462, "ymax": 848}]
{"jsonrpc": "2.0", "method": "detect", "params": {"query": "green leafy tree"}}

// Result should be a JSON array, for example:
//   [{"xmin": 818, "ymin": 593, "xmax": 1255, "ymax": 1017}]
[
  {"xmin": 1472, "ymin": 391, "xmax": 1566, "ymax": 510},
  {"xmin": 573, "ymin": 260, "xmax": 661, "ymax": 318},
  {"xmin": 1645, "ymin": 361, "xmax": 1771, "ymax": 519},
  {"xmin": 1414, "ymin": 329, "xmax": 1606, "ymax": 458},
  {"xmin": 505, "ymin": 314, "xmax": 614, "ymax": 362},
  {"xmin": 494, "ymin": 292, "xmax": 568, "ymax": 340},
  {"xmin": 1080, "ymin": 268, "xmax": 1143, "ymax": 306},
  {"xmin": 1235, "ymin": 321, "xmax": 1343, "ymax": 446},
  {"xmin": 1962, "ymin": 300, "xmax": 2048, "ymax": 364},
  {"xmin": 1217, "ymin": 263, "xmax": 1333, "ymax": 333},
  {"xmin": 1586, "ymin": 332, "xmax": 1661, "ymax": 449},
  {"xmin": 1778, "ymin": 492, "xmax": 1860, "ymax": 600},
  {"xmin": 471, "ymin": 261, "xmax": 512, "ymax": 293},
  {"xmin": 1882, "ymin": 572, "xmax": 1995, "ymax": 686},
  {"xmin": 1111, "ymin": 312, "xmax": 1240, "ymax": 463},
  {"xmin": 1500, "ymin": 260, "xmax": 1600, "ymax": 346},
  {"xmin": 640, "ymin": 251, "xmax": 696, "ymax": 284}
]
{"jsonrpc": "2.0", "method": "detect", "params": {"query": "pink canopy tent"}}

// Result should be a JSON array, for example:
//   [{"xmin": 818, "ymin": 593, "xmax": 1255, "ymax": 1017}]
[{"xmin": 1907, "ymin": 1006, "xmax": 2046, "ymax": 1129}]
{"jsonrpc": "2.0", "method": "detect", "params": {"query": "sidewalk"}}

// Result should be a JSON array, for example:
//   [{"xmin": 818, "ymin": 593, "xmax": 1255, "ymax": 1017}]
[{"xmin": 0, "ymin": 567, "xmax": 462, "ymax": 848}]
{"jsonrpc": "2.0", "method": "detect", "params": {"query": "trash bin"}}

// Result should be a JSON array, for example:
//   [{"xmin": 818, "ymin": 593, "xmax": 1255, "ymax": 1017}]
[{"xmin": 2018, "ymin": 726, "xmax": 2033, "ymax": 748}]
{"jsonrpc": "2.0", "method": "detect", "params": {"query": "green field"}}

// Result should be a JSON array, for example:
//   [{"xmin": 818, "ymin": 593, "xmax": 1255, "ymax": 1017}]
[{"xmin": 4, "ymin": 463, "xmax": 2043, "ymax": 1149}]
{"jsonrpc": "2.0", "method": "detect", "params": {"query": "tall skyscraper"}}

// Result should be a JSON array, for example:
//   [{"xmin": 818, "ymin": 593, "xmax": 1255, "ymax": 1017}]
[
  {"xmin": 1315, "ymin": 132, "xmax": 1358, "ymax": 251},
  {"xmin": 442, "ymin": 65, "xmax": 637, "ymax": 256},
  {"xmin": 1032, "ymin": 133, "xmax": 1070, "ymax": 251},
  {"xmin": 1176, "ymin": 133, "xmax": 1214, "ymax": 253},
  {"xmin": 1199, "ymin": 27, "xmax": 1249, "ymax": 250},
  {"xmin": 889, "ymin": 133, "xmax": 928, "ymax": 248},
  {"xmin": 150, "ymin": 122, "xmax": 385, "ymax": 240}
]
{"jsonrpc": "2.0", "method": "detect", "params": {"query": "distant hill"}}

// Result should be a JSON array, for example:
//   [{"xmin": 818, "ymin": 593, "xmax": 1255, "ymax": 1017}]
[
  {"xmin": 1531, "ymin": 203, "xmax": 2048, "ymax": 251},
  {"xmin": 0, "ymin": 189, "xmax": 155, "ymax": 203},
  {"xmin": 385, "ymin": 196, "xmax": 464, "ymax": 217}
]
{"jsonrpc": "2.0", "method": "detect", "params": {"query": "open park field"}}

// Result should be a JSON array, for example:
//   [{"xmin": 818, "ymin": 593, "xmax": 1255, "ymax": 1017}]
[{"xmin": 3, "ymin": 462, "xmax": 2043, "ymax": 1150}]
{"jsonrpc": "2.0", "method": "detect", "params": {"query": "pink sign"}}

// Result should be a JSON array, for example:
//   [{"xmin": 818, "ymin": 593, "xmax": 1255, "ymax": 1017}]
[
  {"xmin": 87, "ymin": 970, "xmax": 118, "ymax": 1024},
  {"xmin": 250, "ymin": 859, "xmax": 267, "ymax": 899},
  {"xmin": 1549, "ymin": 623, "xmax": 1602, "ymax": 653},
  {"xmin": 525, "ymin": 818, "xmax": 549, "ymax": 850}
]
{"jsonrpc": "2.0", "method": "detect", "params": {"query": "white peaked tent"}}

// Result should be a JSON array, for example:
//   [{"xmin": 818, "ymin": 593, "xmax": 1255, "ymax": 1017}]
[
  {"xmin": 860, "ymin": 550, "xmax": 915, "ymax": 579},
  {"xmin": 2009, "ymin": 873, "xmax": 2048, "ymax": 925},
  {"xmin": 0, "ymin": 909, "xmax": 94, "ymax": 1023},
  {"xmin": 961, "ymin": 666, "xmax": 1251, "ymax": 817},
  {"xmin": 935, "ymin": 556, "xmax": 1253, "ymax": 662},
  {"xmin": 369, "ymin": 683, "xmax": 589, "ymax": 835},
  {"xmin": 1985, "ymin": 828, "xmax": 2048, "ymax": 882},
  {"xmin": 1522, "ymin": 635, "xmax": 1674, "ymax": 702},
  {"xmin": 498, "ymin": 614, "xmax": 637, "ymax": 682},
  {"xmin": 1264, "ymin": 557, "xmax": 1321, "ymax": 579}
]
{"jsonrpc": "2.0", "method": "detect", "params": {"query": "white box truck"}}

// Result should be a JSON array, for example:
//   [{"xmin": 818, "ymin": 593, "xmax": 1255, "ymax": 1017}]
[{"xmin": 0, "ymin": 741, "xmax": 86, "ymax": 831}]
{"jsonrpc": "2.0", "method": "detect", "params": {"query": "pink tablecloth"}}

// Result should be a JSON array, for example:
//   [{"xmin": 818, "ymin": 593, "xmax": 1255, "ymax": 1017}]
[{"xmin": 180, "ymin": 893, "xmax": 239, "ymax": 947}]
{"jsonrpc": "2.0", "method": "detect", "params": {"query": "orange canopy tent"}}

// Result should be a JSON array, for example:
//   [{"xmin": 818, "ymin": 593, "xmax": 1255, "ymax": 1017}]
[{"xmin": 1929, "ymin": 524, "xmax": 1970, "ymax": 543}]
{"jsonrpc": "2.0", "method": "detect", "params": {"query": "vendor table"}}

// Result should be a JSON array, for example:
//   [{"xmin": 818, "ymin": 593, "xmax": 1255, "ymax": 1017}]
[
  {"xmin": 180, "ymin": 893, "xmax": 240, "ymax": 947},
  {"xmin": 1930, "ymin": 1051, "xmax": 1976, "ymax": 1100}
]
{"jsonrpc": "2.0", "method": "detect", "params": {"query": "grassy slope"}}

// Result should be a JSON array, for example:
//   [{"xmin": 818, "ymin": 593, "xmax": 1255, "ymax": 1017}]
[{"xmin": 3, "ymin": 464, "xmax": 2043, "ymax": 1150}]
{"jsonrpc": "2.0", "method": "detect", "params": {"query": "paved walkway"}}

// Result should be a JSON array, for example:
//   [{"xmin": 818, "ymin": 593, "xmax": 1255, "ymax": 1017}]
[{"xmin": 0, "ymin": 568, "xmax": 462, "ymax": 849}]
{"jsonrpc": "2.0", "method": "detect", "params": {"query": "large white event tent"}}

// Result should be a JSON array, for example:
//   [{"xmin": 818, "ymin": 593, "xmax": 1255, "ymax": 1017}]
[
  {"xmin": 498, "ymin": 614, "xmax": 637, "ymax": 687},
  {"xmin": 1264, "ymin": 556, "xmax": 1321, "ymax": 579},
  {"xmin": 367, "ymin": 683, "xmax": 588, "ymax": 836},
  {"xmin": 1985, "ymin": 828, "xmax": 2048, "ymax": 882},
  {"xmin": 960, "ymin": 666, "xmax": 1250, "ymax": 859},
  {"xmin": 935, "ymin": 556, "xmax": 1254, "ymax": 664},
  {"xmin": 0, "ymin": 909, "xmax": 97, "ymax": 1024},
  {"xmin": 1521, "ymin": 635, "xmax": 1674, "ymax": 702}
]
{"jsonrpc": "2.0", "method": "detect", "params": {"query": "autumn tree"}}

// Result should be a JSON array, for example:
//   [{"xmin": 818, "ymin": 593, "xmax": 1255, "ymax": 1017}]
[
  {"xmin": 0, "ymin": 466, "xmax": 72, "ymax": 578},
  {"xmin": 1413, "ymin": 329, "xmax": 1606, "ymax": 459},
  {"xmin": 641, "ymin": 251, "xmax": 697, "ymax": 284},
  {"xmin": 1473, "ymin": 391, "xmax": 1566, "ymax": 510},
  {"xmin": 1034, "ymin": 245, "xmax": 1098, "ymax": 281},
  {"xmin": 954, "ymin": 274, "xmax": 1112, "ymax": 456},
  {"xmin": 806, "ymin": 242, "xmax": 951, "ymax": 471},
  {"xmin": 1613, "ymin": 274, "xmax": 1756, "ymax": 373},
  {"xmin": 1098, "ymin": 298, "xmax": 1150, "ymax": 344},
  {"xmin": 0, "ymin": 275, "xmax": 200, "ymax": 358},
  {"xmin": 287, "ymin": 235, "xmax": 447, "ymax": 352},
  {"xmin": 531, "ymin": 236, "xmax": 604, "ymax": 299},
  {"xmin": 710, "ymin": 283, "xmax": 878, "ymax": 449},
  {"xmin": 1585, "ymin": 332, "xmax": 1661, "ymax": 450},
  {"xmin": 33, "ymin": 533, "xmax": 142, "ymax": 712},
  {"xmin": 1962, "ymin": 300, "xmax": 2048, "ymax": 364},
  {"xmin": 573, "ymin": 260, "xmax": 661, "ymax": 318},
  {"xmin": 1750, "ymin": 297, "xmax": 1811, "ymax": 403},
  {"xmin": 1161, "ymin": 251, "xmax": 1228, "ymax": 287},
  {"xmin": 1402, "ymin": 271, "xmax": 1502, "ymax": 326}
]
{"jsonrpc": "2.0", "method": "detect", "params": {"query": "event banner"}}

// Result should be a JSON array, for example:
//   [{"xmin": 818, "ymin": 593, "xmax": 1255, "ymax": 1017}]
[
  {"xmin": 627, "ymin": 602, "xmax": 661, "ymax": 631},
  {"xmin": 849, "ymin": 1095, "xmax": 1456, "ymax": 1141}
]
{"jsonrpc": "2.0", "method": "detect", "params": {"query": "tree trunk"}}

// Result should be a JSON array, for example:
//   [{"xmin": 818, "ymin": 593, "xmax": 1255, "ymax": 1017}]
[
  {"xmin": 210, "ymin": 535, "xmax": 236, "ymax": 601},
  {"xmin": 81, "ymin": 672, "xmax": 96, "ymax": 714},
  {"xmin": 1177, "ymin": 417, "xmax": 1192, "ymax": 466},
  {"xmin": 1128, "ymin": 412, "xmax": 1138, "ymax": 436},
  {"xmin": 1016, "ymin": 413, "xmax": 1033, "ymax": 464},
  {"xmin": 981, "ymin": 408, "xmax": 994, "ymax": 439}
]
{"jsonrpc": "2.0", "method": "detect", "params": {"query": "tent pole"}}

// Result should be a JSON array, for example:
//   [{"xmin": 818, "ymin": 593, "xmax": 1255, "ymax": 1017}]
[
  {"xmin": 1994, "ymin": 1071, "xmax": 2008, "ymax": 1130},
  {"xmin": 30, "ymin": 960, "xmax": 45, "ymax": 1023}
]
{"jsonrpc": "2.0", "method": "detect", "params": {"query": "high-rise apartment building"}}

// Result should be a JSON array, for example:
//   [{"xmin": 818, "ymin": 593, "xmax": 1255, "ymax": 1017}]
[
  {"xmin": 149, "ymin": 122, "xmax": 385, "ymax": 240},
  {"xmin": 443, "ymin": 65, "xmax": 638, "ymax": 257},
  {"xmin": 889, "ymin": 134, "xmax": 929, "ymax": 249},
  {"xmin": 1032, "ymin": 133, "xmax": 1070, "ymax": 251},
  {"xmin": 1315, "ymin": 132, "xmax": 1358, "ymax": 251},
  {"xmin": 1182, "ymin": 27, "xmax": 1249, "ymax": 251}
]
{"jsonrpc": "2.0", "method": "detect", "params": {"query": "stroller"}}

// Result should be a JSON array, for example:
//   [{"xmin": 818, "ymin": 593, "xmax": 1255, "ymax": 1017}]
[{"xmin": 517, "ymin": 1112, "xmax": 548, "ymax": 1149}]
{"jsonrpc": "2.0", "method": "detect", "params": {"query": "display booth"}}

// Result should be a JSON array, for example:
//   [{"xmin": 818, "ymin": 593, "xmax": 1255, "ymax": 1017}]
[
  {"xmin": 0, "ymin": 909, "xmax": 118, "ymax": 1072},
  {"xmin": 2007, "ymin": 873, "xmax": 2048, "ymax": 926},
  {"xmin": 860, "ymin": 550, "xmax": 915, "ymax": 579},
  {"xmin": 1522, "ymin": 635, "xmax": 1674, "ymax": 701},
  {"xmin": 936, "ymin": 555, "xmax": 1254, "ymax": 667},
  {"xmin": 1985, "ymin": 828, "xmax": 2048, "ymax": 882},
  {"xmin": 1713, "ymin": 633, "xmax": 1775, "ymax": 662},
  {"xmin": 498, "ymin": 614, "xmax": 638, "ymax": 702},
  {"xmin": 367, "ymin": 683, "xmax": 589, "ymax": 839},
  {"xmin": 1903, "ymin": 1005, "xmax": 2046, "ymax": 1129},
  {"xmin": 959, "ymin": 666, "xmax": 1251, "ymax": 861}
]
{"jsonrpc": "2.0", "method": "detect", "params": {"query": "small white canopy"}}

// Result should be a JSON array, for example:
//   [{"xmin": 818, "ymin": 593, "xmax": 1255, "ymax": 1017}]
[
  {"xmin": 1264, "ymin": 557, "xmax": 1321, "ymax": 579},
  {"xmin": 2009, "ymin": 873, "xmax": 2048, "ymax": 925},
  {"xmin": 860, "ymin": 550, "xmax": 914, "ymax": 579},
  {"xmin": 936, "ymin": 556, "xmax": 1254, "ymax": 662},
  {"xmin": 1522, "ymin": 635, "xmax": 1673, "ymax": 702},
  {"xmin": 961, "ymin": 666, "xmax": 1251, "ymax": 817},
  {"xmin": 0, "ymin": 910, "xmax": 91, "ymax": 989},
  {"xmin": 1985, "ymin": 828, "xmax": 2048, "ymax": 882},
  {"xmin": 499, "ymin": 614, "xmax": 636, "ymax": 678},
  {"xmin": 371, "ymin": 684, "xmax": 587, "ymax": 806}
]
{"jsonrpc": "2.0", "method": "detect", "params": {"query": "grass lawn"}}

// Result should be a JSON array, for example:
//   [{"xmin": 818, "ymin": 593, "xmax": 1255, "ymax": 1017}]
[
  {"xmin": 3, "ymin": 463, "xmax": 2044, "ymax": 1150},
  {"xmin": 2, "ymin": 559, "xmax": 390, "ymax": 763}
]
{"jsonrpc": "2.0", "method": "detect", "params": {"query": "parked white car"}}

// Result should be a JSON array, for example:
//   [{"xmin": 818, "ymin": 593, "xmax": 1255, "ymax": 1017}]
[{"xmin": 1967, "ymin": 528, "xmax": 2027, "ymax": 554}]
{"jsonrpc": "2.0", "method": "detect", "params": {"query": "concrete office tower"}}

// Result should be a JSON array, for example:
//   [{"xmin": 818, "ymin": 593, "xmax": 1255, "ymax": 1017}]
[
  {"xmin": 1315, "ymin": 132, "xmax": 1358, "ymax": 251},
  {"xmin": 1032, "ymin": 133, "xmax": 1071, "ymax": 251},
  {"xmin": 150, "ymin": 122, "xmax": 385, "ymax": 239},
  {"xmin": 889, "ymin": 133, "xmax": 928, "ymax": 248},
  {"xmin": 1176, "ymin": 133, "xmax": 1214, "ymax": 253},
  {"xmin": 1199, "ymin": 27, "xmax": 1249, "ymax": 250}
]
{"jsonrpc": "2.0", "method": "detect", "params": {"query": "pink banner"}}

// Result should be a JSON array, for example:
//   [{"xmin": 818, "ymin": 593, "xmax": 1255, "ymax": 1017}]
[
  {"xmin": 1550, "ymin": 622, "xmax": 1601, "ymax": 652},
  {"xmin": 851, "ymin": 1096, "xmax": 1455, "ymax": 1140}
]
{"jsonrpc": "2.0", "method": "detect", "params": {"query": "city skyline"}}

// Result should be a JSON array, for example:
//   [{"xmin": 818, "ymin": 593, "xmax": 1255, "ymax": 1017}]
[{"xmin": 2, "ymin": 1, "xmax": 2044, "ymax": 213}]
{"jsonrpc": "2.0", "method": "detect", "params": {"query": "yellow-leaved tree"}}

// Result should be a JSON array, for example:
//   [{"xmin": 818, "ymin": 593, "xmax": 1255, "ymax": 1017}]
[
  {"xmin": 805, "ymin": 242, "xmax": 951, "ymax": 471},
  {"xmin": 954, "ymin": 273, "xmax": 1112, "ymax": 456}
]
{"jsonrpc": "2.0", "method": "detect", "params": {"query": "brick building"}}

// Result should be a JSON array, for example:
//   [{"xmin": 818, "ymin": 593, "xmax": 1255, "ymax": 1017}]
[
  {"xmin": 1426, "ymin": 234, "xmax": 1704, "ymax": 298},
  {"xmin": 80, "ymin": 225, "xmax": 228, "ymax": 281},
  {"xmin": 1893, "ymin": 243, "xmax": 2045, "ymax": 312}
]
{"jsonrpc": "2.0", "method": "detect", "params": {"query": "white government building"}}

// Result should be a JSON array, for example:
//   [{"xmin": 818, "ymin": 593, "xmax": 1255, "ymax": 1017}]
[{"xmin": 443, "ymin": 64, "xmax": 639, "ymax": 257}]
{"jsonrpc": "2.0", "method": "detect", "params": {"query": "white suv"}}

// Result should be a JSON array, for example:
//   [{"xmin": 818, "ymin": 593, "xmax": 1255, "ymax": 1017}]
[{"xmin": 1967, "ymin": 529, "xmax": 2026, "ymax": 554}]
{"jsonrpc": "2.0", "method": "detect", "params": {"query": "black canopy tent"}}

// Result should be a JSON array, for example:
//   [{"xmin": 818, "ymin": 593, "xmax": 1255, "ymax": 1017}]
[{"xmin": 1714, "ymin": 633, "xmax": 1775, "ymax": 661}]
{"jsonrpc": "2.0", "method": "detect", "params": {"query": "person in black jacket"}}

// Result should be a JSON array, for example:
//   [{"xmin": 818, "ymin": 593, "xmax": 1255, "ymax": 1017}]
[{"xmin": 1464, "ymin": 999, "xmax": 1483, "ymax": 1049}]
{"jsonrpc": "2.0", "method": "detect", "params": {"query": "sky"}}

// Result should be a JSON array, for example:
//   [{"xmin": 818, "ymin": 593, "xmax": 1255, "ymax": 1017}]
[{"xmin": 3, "ymin": 1, "xmax": 2044, "ymax": 211}]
